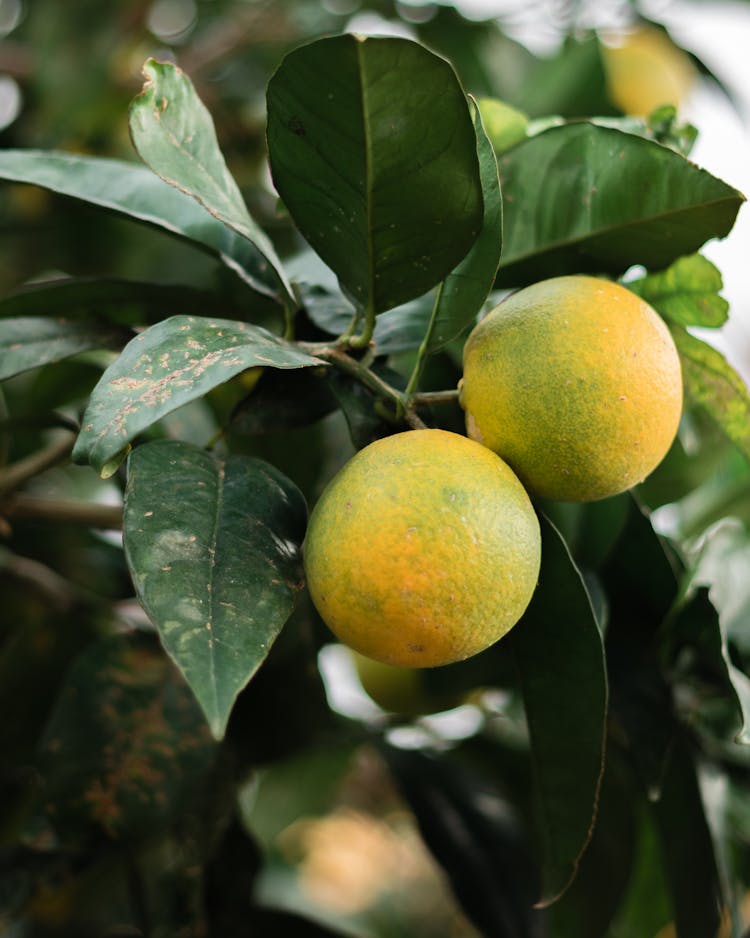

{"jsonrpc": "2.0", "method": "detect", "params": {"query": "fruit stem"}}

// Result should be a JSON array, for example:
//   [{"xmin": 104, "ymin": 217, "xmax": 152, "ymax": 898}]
[{"xmin": 412, "ymin": 389, "xmax": 460, "ymax": 406}]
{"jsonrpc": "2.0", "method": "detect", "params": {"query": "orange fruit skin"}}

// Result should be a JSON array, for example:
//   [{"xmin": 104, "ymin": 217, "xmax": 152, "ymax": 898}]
[
  {"xmin": 461, "ymin": 276, "xmax": 683, "ymax": 502},
  {"xmin": 304, "ymin": 429, "xmax": 540, "ymax": 669},
  {"xmin": 601, "ymin": 26, "xmax": 696, "ymax": 117}
]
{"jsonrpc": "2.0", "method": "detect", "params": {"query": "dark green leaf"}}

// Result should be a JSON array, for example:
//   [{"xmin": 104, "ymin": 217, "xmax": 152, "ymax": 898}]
[
  {"xmin": 267, "ymin": 34, "xmax": 483, "ymax": 313},
  {"xmin": 423, "ymin": 98, "xmax": 503, "ymax": 354},
  {"xmin": 327, "ymin": 364, "xmax": 407, "ymax": 449},
  {"xmin": 303, "ymin": 285, "xmax": 435, "ymax": 354},
  {"xmin": 508, "ymin": 515, "xmax": 607, "ymax": 904},
  {"xmin": 601, "ymin": 499, "xmax": 680, "ymax": 798},
  {"xmin": 519, "ymin": 35, "xmax": 617, "ymax": 119},
  {"xmin": 381, "ymin": 745, "xmax": 540, "ymax": 938},
  {"xmin": 670, "ymin": 326, "xmax": 750, "ymax": 463},
  {"xmin": 373, "ymin": 297, "xmax": 436, "ymax": 353},
  {"xmin": 0, "ymin": 150, "xmax": 277, "ymax": 296},
  {"xmin": 665, "ymin": 586, "xmax": 750, "ymax": 745},
  {"xmin": 651, "ymin": 733, "xmax": 724, "ymax": 938},
  {"xmin": 497, "ymin": 123, "xmax": 745, "ymax": 285},
  {"xmin": 72, "ymin": 315, "xmax": 322, "ymax": 475},
  {"xmin": 0, "ymin": 317, "xmax": 131, "ymax": 380},
  {"xmin": 544, "ymin": 748, "xmax": 637, "ymax": 938},
  {"xmin": 129, "ymin": 59, "xmax": 295, "ymax": 308},
  {"xmin": 627, "ymin": 254, "xmax": 728, "ymax": 328},
  {"xmin": 123, "ymin": 440, "xmax": 308, "ymax": 739},
  {"xmin": 607, "ymin": 802, "xmax": 672, "ymax": 936},
  {"xmin": 0, "ymin": 276, "xmax": 227, "ymax": 326},
  {"xmin": 230, "ymin": 367, "xmax": 337, "ymax": 435},
  {"xmin": 38, "ymin": 633, "xmax": 216, "ymax": 844}
]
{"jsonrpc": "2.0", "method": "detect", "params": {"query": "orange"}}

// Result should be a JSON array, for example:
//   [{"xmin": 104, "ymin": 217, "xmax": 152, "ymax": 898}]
[
  {"xmin": 304, "ymin": 429, "xmax": 540, "ymax": 668},
  {"xmin": 460, "ymin": 276, "xmax": 683, "ymax": 502},
  {"xmin": 601, "ymin": 26, "xmax": 696, "ymax": 117}
]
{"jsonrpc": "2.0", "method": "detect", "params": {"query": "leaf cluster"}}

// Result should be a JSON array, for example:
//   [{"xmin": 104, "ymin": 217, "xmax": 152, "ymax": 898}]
[{"xmin": 1, "ymin": 11, "xmax": 749, "ymax": 938}]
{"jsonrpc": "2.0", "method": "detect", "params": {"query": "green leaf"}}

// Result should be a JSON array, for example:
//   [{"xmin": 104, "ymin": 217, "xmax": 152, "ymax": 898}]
[
  {"xmin": 129, "ymin": 59, "xmax": 295, "ymax": 309},
  {"xmin": 589, "ymin": 106, "xmax": 698, "ymax": 157},
  {"xmin": 650, "ymin": 733, "xmax": 724, "ymax": 938},
  {"xmin": 0, "ymin": 276, "xmax": 227, "ymax": 326},
  {"xmin": 123, "ymin": 440, "xmax": 308, "ymax": 739},
  {"xmin": 519, "ymin": 35, "xmax": 617, "ymax": 119},
  {"xmin": 230, "ymin": 367, "xmax": 337, "ymax": 435},
  {"xmin": 327, "ymin": 363, "xmax": 407, "ymax": 450},
  {"xmin": 666, "ymin": 585, "xmax": 750, "ymax": 745},
  {"xmin": 303, "ymin": 285, "xmax": 435, "ymax": 354},
  {"xmin": 508, "ymin": 515, "xmax": 607, "ymax": 904},
  {"xmin": 0, "ymin": 317, "xmax": 131, "ymax": 380},
  {"xmin": 72, "ymin": 315, "xmax": 322, "ymax": 474},
  {"xmin": 266, "ymin": 34, "xmax": 483, "ymax": 315},
  {"xmin": 381, "ymin": 745, "xmax": 539, "ymax": 938},
  {"xmin": 626, "ymin": 254, "xmax": 728, "ymax": 328},
  {"xmin": 38, "ymin": 633, "xmax": 216, "ymax": 844},
  {"xmin": 670, "ymin": 326, "xmax": 750, "ymax": 463},
  {"xmin": 497, "ymin": 123, "xmax": 745, "ymax": 285},
  {"xmin": 0, "ymin": 150, "xmax": 276, "ymax": 297},
  {"xmin": 423, "ymin": 97, "xmax": 503, "ymax": 354},
  {"xmin": 545, "ymin": 748, "xmax": 637, "ymax": 938}
]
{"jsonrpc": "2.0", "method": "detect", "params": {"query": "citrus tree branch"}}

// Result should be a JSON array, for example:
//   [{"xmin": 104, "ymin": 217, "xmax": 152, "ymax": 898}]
[
  {"xmin": 0, "ymin": 433, "xmax": 76, "ymax": 498},
  {"xmin": 2, "ymin": 494, "xmax": 123, "ymax": 530}
]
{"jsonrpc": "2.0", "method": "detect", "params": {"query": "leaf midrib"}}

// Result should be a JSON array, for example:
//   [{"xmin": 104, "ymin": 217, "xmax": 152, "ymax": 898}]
[
  {"xmin": 205, "ymin": 457, "xmax": 226, "ymax": 736},
  {"xmin": 356, "ymin": 38, "xmax": 375, "ymax": 315}
]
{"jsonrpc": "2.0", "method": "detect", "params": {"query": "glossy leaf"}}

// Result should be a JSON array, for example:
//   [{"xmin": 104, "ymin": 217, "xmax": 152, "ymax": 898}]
[
  {"xmin": 72, "ymin": 315, "xmax": 322, "ymax": 474},
  {"xmin": 423, "ymin": 98, "xmax": 503, "ymax": 354},
  {"xmin": 508, "ymin": 515, "xmax": 607, "ymax": 904},
  {"xmin": 382, "ymin": 745, "xmax": 540, "ymax": 938},
  {"xmin": 670, "ymin": 325, "xmax": 750, "ymax": 463},
  {"xmin": 497, "ymin": 123, "xmax": 745, "ymax": 285},
  {"xmin": 627, "ymin": 254, "xmax": 728, "ymax": 328},
  {"xmin": 267, "ymin": 34, "xmax": 483, "ymax": 314},
  {"xmin": 38, "ymin": 633, "xmax": 216, "ymax": 844},
  {"xmin": 130, "ymin": 59, "xmax": 295, "ymax": 308},
  {"xmin": 303, "ymin": 285, "xmax": 435, "ymax": 354},
  {"xmin": 0, "ymin": 317, "xmax": 131, "ymax": 380},
  {"xmin": 123, "ymin": 440, "xmax": 308, "ymax": 739},
  {"xmin": 0, "ymin": 150, "xmax": 276, "ymax": 296}
]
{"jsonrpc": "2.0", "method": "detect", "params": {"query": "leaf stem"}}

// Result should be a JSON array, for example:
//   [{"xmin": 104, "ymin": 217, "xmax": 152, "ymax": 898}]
[
  {"xmin": 405, "ymin": 283, "xmax": 444, "ymax": 396},
  {"xmin": 348, "ymin": 301, "xmax": 376, "ymax": 349},
  {"xmin": 303, "ymin": 344, "xmax": 427, "ymax": 430},
  {"xmin": 282, "ymin": 298, "xmax": 297, "ymax": 341}
]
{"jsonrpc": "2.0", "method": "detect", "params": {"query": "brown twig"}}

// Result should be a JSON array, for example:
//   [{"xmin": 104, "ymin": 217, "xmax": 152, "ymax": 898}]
[
  {"xmin": 2, "ymin": 494, "xmax": 123, "ymax": 530},
  {"xmin": 0, "ymin": 433, "xmax": 75, "ymax": 499}
]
